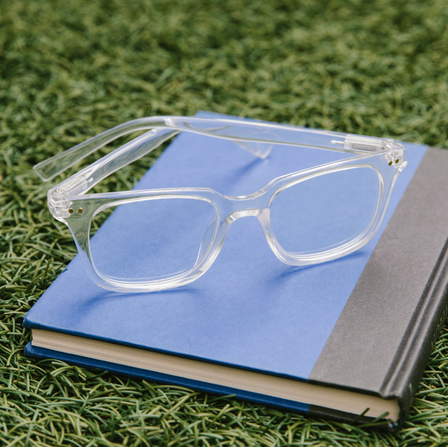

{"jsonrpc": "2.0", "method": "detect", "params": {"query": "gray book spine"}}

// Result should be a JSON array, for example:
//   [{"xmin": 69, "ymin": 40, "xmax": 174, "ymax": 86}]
[{"xmin": 310, "ymin": 147, "xmax": 448, "ymax": 429}]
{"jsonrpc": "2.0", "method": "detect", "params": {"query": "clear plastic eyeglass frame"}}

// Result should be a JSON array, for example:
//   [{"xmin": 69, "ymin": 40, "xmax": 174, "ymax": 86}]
[{"xmin": 34, "ymin": 117, "xmax": 408, "ymax": 292}]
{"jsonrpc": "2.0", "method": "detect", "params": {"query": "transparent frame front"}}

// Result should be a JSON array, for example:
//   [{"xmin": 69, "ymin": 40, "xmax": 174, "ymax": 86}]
[{"xmin": 34, "ymin": 116, "xmax": 408, "ymax": 292}]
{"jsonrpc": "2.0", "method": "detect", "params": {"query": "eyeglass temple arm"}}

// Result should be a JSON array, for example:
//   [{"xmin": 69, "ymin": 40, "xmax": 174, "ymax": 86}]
[
  {"xmin": 34, "ymin": 116, "xmax": 391, "ymax": 184},
  {"xmin": 47, "ymin": 128, "xmax": 179, "ymax": 198},
  {"xmin": 34, "ymin": 120, "xmax": 178, "ymax": 182}
]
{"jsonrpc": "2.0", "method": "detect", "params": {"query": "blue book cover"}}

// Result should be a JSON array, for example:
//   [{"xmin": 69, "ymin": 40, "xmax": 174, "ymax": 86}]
[{"xmin": 23, "ymin": 112, "xmax": 448, "ymax": 429}]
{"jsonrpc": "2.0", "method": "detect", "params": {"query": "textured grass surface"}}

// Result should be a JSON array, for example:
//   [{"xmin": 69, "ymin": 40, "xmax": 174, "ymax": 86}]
[{"xmin": 1, "ymin": 0, "xmax": 448, "ymax": 445}]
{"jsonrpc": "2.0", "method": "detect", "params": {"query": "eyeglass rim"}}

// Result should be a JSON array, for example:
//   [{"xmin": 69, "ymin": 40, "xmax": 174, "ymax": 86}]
[{"xmin": 61, "ymin": 152, "xmax": 405, "ymax": 292}]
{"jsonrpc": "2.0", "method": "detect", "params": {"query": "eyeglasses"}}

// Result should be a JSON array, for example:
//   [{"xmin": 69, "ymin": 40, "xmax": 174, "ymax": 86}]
[{"xmin": 34, "ymin": 117, "xmax": 407, "ymax": 293}]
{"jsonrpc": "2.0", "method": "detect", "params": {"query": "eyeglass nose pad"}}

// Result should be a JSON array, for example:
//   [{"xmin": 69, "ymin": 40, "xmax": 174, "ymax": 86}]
[
  {"xmin": 196, "ymin": 218, "xmax": 217, "ymax": 264},
  {"xmin": 235, "ymin": 141, "xmax": 272, "ymax": 158}
]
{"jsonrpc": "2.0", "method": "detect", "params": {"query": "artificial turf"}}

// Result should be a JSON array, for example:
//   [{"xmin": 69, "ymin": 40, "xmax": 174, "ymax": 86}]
[{"xmin": 1, "ymin": 0, "xmax": 448, "ymax": 445}]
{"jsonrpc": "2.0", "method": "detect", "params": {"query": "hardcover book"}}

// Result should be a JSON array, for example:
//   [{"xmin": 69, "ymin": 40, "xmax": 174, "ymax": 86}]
[{"xmin": 23, "ymin": 112, "xmax": 448, "ymax": 430}]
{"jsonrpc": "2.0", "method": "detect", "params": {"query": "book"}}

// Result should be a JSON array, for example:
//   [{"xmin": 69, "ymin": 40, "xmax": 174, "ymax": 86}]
[{"xmin": 23, "ymin": 112, "xmax": 448, "ymax": 430}]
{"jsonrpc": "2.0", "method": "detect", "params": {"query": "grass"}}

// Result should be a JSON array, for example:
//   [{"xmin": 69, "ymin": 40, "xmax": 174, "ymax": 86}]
[{"xmin": 1, "ymin": 0, "xmax": 448, "ymax": 445}]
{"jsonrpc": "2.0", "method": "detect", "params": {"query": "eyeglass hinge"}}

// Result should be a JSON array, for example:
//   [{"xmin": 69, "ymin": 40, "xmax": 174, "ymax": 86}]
[
  {"xmin": 48, "ymin": 174, "xmax": 93, "ymax": 219},
  {"xmin": 332, "ymin": 135, "xmax": 398, "ymax": 153},
  {"xmin": 383, "ymin": 140, "xmax": 407, "ymax": 168},
  {"xmin": 49, "ymin": 188, "xmax": 71, "ymax": 219}
]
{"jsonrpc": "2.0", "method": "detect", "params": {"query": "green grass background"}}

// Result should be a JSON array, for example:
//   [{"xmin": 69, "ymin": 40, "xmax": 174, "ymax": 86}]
[{"xmin": 1, "ymin": 0, "xmax": 448, "ymax": 445}]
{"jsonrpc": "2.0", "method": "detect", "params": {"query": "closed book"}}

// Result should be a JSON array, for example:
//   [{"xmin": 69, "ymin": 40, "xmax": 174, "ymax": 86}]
[{"xmin": 23, "ymin": 112, "xmax": 448, "ymax": 430}]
